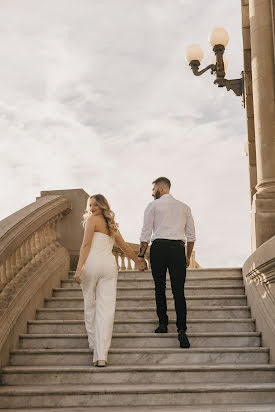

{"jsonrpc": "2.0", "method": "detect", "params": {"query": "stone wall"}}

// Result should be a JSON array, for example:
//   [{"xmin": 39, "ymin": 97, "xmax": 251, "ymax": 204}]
[{"xmin": 242, "ymin": 235, "xmax": 275, "ymax": 362}]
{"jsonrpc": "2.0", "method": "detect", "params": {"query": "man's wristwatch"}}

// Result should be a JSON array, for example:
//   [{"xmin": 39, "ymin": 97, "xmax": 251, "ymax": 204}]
[{"xmin": 138, "ymin": 254, "xmax": 145, "ymax": 258}]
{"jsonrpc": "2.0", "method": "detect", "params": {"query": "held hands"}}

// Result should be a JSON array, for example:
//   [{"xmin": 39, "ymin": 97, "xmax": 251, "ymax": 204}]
[
  {"xmin": 137, "ymin": 257, "xmax": 148, "ymax": 271},
  {"xmin": 186, "ymin": 257, "xmax": 190, "ymax": 268}
]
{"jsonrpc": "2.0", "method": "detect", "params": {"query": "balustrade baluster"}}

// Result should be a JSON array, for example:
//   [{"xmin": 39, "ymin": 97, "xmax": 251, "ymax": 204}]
[
  {"xmin": 15, "ymin": 248, "xmax": 23, "ymax": 273},
  {"xmin": 44, "ymin": 222, "xmax": 51, "ymax": 246},
  {"xmin": 10, "ymin": 253, "xmax": 17, "ymax": 278},
  {"xmin": 30, "ymin": 233, "xmax": 37, "ymax": 257},
  {"xmin": 120, "ymin": 254, "xmax": 126, "ymax": 270},
  {"xmin": 126, "ymin": 257, "xmax": 132, "ymax": 270},
  {"xmin": 114, "ymin": 252, "xmax": 120, "ymax": 270},
  {"xmin": 0, "ymin": 263, "xmax": 7, "ymax": 291},
  {"xmin": 49, "ymin": 219, "xmax": 58, "ymax": 251},
  {"xmin": 53, "ymin": 217, "xmax": 60, "ymax": 248},
  {"xmin": 6, "ymin": 256, "xmax": 13, "ymax": 282},
  {"xmin": 34, "ymin": 231, "xmax": 41, "ymax": 254},
  {"xmin": 20, "ymin": 242, "xmax": 28, "ymax": 266},
  {"xmin": 25, "ymin": 237, "xmax": 33, "ymax": 263}
]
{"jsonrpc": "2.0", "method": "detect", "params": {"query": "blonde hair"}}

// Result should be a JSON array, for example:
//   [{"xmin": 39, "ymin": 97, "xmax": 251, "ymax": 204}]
[{"xmin": 82, "ymin": 194, "xmax": 119, "ymax": 238}]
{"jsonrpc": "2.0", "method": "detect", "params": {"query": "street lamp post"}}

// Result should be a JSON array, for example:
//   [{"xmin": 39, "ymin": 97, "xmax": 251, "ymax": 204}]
[{"xmin": 186, "ymin": 27, "xmax": 244, "ymax": 101}]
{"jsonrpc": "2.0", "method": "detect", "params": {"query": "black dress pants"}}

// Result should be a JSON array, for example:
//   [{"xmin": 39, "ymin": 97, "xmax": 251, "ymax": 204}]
[{"xmin": 150, "ymin": 239, "xmax": 187, "ymax": 332}]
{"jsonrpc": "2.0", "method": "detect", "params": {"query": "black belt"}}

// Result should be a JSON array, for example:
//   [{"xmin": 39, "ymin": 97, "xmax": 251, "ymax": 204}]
[{"xmin": 153, "ymin": 238, "xmax": 185, "ymax": 246}]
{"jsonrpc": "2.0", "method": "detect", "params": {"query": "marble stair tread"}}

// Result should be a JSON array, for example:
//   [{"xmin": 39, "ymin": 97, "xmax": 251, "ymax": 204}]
[
  {"xmin": 18, "ymin": 332, "xmax": 261, "ymax": 349},
  {"xmin": 56, "ymin": 286, "xmax": 245, "ymax": 290},
  {"xmin": 112, "ymin": 270, "xmax": 242, "ymax": 278},
  {"xmin": 19, "ymin": 332, "xmax": 261, "ymax": 338},
  {"xmin": 11, "ymin": 347, "xmax": 269, "ymax": 354},
  {"xmin": 67, "ymin": 276, "xmax": 244, "ymax": 282},
  {"xmin": 68, "ymin": 269, "xmax": 243, "ymax": 279},
  {"xmin": 27, "ymin": 318, "xmax": 256, "ymax": 333},
  {"xmin": 65, "ymin": 276, "xmax": 244, "ymax": 286},
  {"xmin": 43, "ymin": 296, "xmax": 247, "ymax": 308},
  {"xmin": 1, "ymin": 404, "xmax": 275, "ymax": 412},
  {"xmin": 45, "ymin": 295, "xmax": 247, "ymax": 300},
  {"xmin": 1, "ymin": 382, "xmax": 275, "ymax": 394},
  {"xmin": 3, "ymin": 364, "xmax": 275, "ymax": 385},
  {"xmin": 28, "ymin": 318, "xmax": 255, "ymax": 324},
  {"xmin": 37, "ymin": 305, "xmax": 250, "ymax": 311},
  {"xmin": 90, "ymin": 267, "xmax": 242, "ymax": 274},
  {"xmin": 3, "ymin": 364, "xmax": 275, "ymax": 373},
  {"xmin": 54, "ymin": 287, "xmax": 246, "ymax": 297},
  {"xmin": 10, "ymin": 347, "xmax": 269, "ymax": 366},
  {"xmin": 35, "ymin": 306, "xmax": 252, "ymax": 321}
]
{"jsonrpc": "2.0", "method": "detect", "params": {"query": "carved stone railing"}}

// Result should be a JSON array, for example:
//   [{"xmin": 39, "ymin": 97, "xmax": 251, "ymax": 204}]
[
  {"xmin": 242, "ymin": 235, "xmax": 275, "ymax": 362},
  {"xmin": 113, "ymin": 242, "xmax": 151, "ymax": 271},
  {"xmin": 113, "ymin": 243, "xmax": 200, "ymax": 270},
  {"xmin": 0, "ymin": 195, "xmax": 72, "ymax": 368}
]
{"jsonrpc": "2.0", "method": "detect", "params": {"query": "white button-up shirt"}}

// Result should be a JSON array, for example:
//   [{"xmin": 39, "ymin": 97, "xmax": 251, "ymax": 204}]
[{"xmin": 140, "ymin": 194, "xmax": 196, "ymax": 244}]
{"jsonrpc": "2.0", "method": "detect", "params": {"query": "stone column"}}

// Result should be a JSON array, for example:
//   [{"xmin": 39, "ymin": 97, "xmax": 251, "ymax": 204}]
[
  {"xmin": 249, "ymin": 0, "xmax": 275, "ymax": 249},
  {"xmin": 242, "ymin": 0, "xmax": 257, "ymax": 205}
]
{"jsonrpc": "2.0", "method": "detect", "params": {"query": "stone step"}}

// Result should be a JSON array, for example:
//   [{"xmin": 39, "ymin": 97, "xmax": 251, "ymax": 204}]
[
  {"xmin": 2, "ymin": 364, "xmax": 275, "ymax": 386},
  {"xmin": 44, "ymin": 296, "xmax": 247, "ymax": 309},
  {"xmin": 111, "ymin": 267, "xmax": 242, "ymax": 276},
  {"xmin": 27, "ymin": 318, "xmax": 256, "ymax": 334},
  {"xmin": 63, "ymin": 276, "xmax": 244, "ymax": 287},
  {"xmin": 115, "ymin": 268, "xmax": 242, "ymax": 277},
  {"xmin": 53, "ymin": 286, "xmax": 245, "ymax": 298},
  {"xmin": 0, "ymin": 382, "xmax": 275, "ymax": 408},
  {"xmin": 36, "ymin": 306, "xmax": 251, "ymax": 320},
  {"xmin": 18, "ymin": 332, "xmax": 261, "ymax": 349},
  {"xmin": 10, "ymin": 347, "xmax": 269, "ymax": 366},
  {"xmin": 1, "ymin": 404, "xmax": 275, "ymax": 412},
  {"xmin": 67, "ymin": 268, "xmax": 242, "ymax": 279}
]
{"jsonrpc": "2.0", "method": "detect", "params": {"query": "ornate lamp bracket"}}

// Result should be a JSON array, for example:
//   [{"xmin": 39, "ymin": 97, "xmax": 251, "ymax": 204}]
[
  {"xmin": 214, "ymin": 73, "xmax": 244, "ymax": 97},
  {"xmin": 186, "ymin": 29, "xmax": 245, "ymax": 104}
]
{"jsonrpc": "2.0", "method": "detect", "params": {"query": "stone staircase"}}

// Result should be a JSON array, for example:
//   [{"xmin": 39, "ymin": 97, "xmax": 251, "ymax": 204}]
[{"xmin": 1, "ymin": 268, "xmax": 275, "ymax": 411}]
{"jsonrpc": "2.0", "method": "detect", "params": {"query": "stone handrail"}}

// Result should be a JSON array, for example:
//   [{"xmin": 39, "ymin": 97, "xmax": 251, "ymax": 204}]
[
  {"xmin": 242, "ymin": 235, "xmax": 275, "ymax": 362},
  {"xmin": 0, "ymin": 195, "xmax": 71, "ymax": 299},
  {"xmin": 0, "ymin": 195, "xmax": 72, "ymax": 368}
]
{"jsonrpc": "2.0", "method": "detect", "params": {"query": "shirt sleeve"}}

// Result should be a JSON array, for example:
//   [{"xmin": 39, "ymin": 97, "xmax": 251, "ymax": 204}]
[
  {"xmin": 140, "ymin": 202, "xmax": 154, "ymax": 243},
  {"xmin": 185, "ymin": 207, "xmax": 196, "ymax": 242}
]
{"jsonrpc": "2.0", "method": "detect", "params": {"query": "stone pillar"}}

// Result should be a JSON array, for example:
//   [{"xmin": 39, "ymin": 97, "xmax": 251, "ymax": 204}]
[
  {"xmin": 242, "ymin": 0, "xmax": 258, "ymax": 205},
  {"xmin": 249, "ymin": 0, "xmax": 275, "ymax": 249}
]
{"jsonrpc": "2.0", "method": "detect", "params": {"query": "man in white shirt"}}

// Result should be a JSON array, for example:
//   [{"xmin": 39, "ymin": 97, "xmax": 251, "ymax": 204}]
[{"xmin": 138, "ymin": 177, "xmax": 196, "ymax": 348}]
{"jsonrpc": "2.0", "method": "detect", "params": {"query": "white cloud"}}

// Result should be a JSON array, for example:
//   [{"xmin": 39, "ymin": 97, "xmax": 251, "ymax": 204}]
[{"xmin": 0, "ymin": 0, "xmax": 250, "ymax": 267}]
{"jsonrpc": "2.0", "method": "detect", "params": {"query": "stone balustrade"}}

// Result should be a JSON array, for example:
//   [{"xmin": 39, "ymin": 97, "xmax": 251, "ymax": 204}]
[
  {"xmin": 112, "ymin": 242, "xmax": 199, "ymax": 270},
  {"xmin": 242, "ymin": 235, "xmax": 275, "ymax": 362},
  {"xmin": 0, "ymin": 195, "xmax": 72, "ymax": 368},
  {"xmin": 1, "ymin": 217, "xmax": 58, "ymax": 302},
  {"xmin": 113, "ymin": 242, "xmax": 151, "ymax": 271}
]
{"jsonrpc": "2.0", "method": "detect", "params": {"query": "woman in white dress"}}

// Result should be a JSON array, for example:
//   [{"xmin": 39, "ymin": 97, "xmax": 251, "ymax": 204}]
[{"xmin": 74, "ymin": 194, "xmax": 147, "ymax": 367}]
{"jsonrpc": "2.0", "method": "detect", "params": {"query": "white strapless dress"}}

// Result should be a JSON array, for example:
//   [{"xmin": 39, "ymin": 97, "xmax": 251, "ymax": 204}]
[{"xmin": 80, "ymin": 232, "xmax": 118, "ymax": 363}]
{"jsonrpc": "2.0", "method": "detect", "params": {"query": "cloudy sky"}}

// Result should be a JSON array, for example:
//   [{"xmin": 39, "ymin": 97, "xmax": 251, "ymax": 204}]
[{"xmin": 0, "ymin": 0, "xmax": 250, "ymax": 267}]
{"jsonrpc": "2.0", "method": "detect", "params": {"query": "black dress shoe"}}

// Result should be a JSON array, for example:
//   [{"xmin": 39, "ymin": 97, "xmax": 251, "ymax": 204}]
[
  {"xmin": 178, "ymin": 329, "xmax": 190, "ymax": 348},
  {"xmin": 155, "ymin": 324, "xmax": 168, "ymax": 333}
]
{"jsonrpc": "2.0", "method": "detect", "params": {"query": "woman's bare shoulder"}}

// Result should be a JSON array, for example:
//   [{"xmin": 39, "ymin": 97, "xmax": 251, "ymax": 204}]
[{"xmin": 85, "ymin": 214, "xmax": 98, "ymax": 228}]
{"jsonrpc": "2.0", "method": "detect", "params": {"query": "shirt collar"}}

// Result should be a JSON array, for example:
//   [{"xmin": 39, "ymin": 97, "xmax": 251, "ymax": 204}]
[{"xmin": 160, "ymin": 194, "xmax": 173, "ymax": 199}]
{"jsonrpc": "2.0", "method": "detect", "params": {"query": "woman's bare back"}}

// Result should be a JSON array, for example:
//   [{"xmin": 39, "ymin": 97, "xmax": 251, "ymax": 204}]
[{"xmin": 94, "ymin": 215, "xmax": 110, "ymax": 236}]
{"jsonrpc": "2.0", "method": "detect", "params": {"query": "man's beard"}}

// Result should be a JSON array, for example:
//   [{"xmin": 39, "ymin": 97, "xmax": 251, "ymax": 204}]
[{"xmin": 154, "ymin": 189, "xmax": 161, "ymax": 199}]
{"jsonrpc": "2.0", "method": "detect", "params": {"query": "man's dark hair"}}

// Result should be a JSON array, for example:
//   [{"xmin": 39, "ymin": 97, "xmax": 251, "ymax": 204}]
[{"xmin": 152, "ymin": 177, "xmax": 171, "ymax": 189}]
